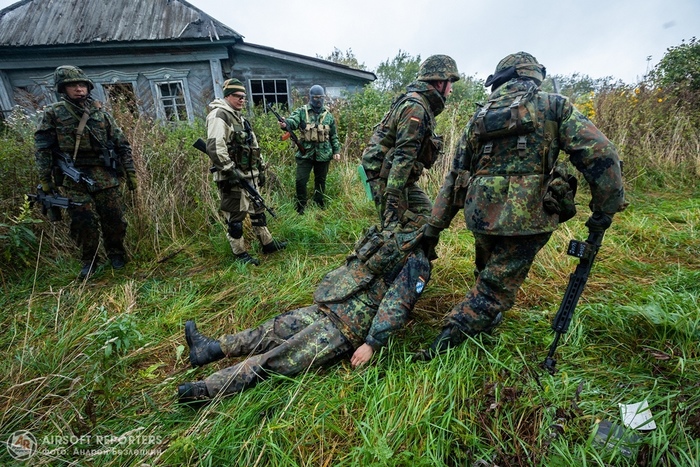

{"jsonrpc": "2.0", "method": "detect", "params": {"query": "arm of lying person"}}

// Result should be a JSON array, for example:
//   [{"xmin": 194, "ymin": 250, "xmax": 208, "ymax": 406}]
[{"xmin": 351, "ymin": 343, "xmax": 374, "ymax": 368}]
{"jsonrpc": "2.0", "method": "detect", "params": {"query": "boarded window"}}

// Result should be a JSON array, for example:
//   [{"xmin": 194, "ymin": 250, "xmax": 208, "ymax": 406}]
[
  {"xmin": 157, "ymin": 81, "xmax": 188, "ymax": 121},
  {"xmin": 249, "ymin": 79, "xmax": 289, "ymax": 108}
]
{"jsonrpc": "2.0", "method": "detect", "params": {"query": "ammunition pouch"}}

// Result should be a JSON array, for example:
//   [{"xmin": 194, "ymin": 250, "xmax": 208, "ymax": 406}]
[{"xmin": 543, "ymin": 169, "xmax": 578, "ymax": 222}]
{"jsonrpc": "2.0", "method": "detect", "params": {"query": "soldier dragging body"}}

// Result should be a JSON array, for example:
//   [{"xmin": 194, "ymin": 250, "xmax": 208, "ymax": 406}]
[
  {"xmin": 34, "ymin": 65, "xmax": 137, "ymax": 279},
  {"xmin": 205, "ymin": 78, "xmax": 287, "ymax": 265},
  {"xmin": 414, "ymin": 52, "xmax": 627, "ymax": 360},
  {"xmin": 361, "ymin": 55, "xmax": 460, "ymax": 232},
  {"xmin": 177, "ymin": 224, "xmax": 431, "ymax": 404}
]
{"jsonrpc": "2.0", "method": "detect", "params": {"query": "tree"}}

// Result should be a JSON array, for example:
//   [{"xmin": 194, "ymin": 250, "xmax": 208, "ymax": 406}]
[
  {"xmin": 374, "ymin": 50, "xmax": 421, "ymax": 93},
  {"xmin": 449, "ymin": 74, "xmax": 488, "ymax": 104},
  {"xmin": 317, "ymin": 47, "xmax": 367, "ymax": 71},
  {"xmin": 649, "ymin": 37, "xmax": 700, "ymax": 91}
]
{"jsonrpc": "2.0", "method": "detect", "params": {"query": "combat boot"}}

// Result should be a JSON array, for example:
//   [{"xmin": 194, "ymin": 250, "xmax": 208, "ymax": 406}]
[
  {"xmin": 177, "ymin": 381, "xmax": 209, "ymax": 404},
  {"xmin": 235, "ymin": 252, "xmax": 260, "ymax": 266},
  {"xmin": 109, "ymin": 254, "xmax": 126, "ymax": 270},
  {"xmin": 185, "ymin": 320, "xmax": 225, "ymax": 367},
  {"xmin": 79, "ymin": 260, "xmax": 98, "ymax": 279},
  {"xmin": 262, "ymin": 240, "xmax": 287, "ymax": 254},
  {"xmin": 412, "ymin": 326, "xmax": 472, "ymax": 362}
]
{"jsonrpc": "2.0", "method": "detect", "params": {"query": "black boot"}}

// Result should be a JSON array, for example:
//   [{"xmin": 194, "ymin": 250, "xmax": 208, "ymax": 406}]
[
  {"xmin": 109, "ymin": 254, "xmax": 127, "ymax": 270},
  {"xmin": 79, "ymin": 260, "xmax": 98, "ymax": 279},
  {"xmin": 185, "ymin": 320, "xmax": 225, "ymax": 367},
  {"xmin": 177, "ymin": 381, "xmax": 209, "ymax": 404},
  {"xmin": 412, "ymin": 326, "xmax": 472, "ymax": 362},
  {"xmin": 234, "ymin": 252, "xmax": 260, "ymax": 266},
  {"xmin": 262, "ymin": 240, "xmax": 287, "ymax": 254}
]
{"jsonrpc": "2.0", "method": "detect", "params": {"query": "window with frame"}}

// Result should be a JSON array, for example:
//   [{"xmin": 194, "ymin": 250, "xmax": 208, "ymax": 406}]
[
  {"xmin": 249, "ymin": 79, "xmax": 289, "ymax": 108},
  {"xmin": 157, "ymin": 81, "xmax": 188, "ymax": 121}
]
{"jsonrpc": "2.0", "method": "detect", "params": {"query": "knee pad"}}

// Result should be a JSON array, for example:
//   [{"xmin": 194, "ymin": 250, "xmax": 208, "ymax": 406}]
[
  {"xmin": 227, "ymin": 220, "xmax": 243, "ymax": 239},
  {"xmin": 250, "ymin": 213, "xmax": 267, "ymax": 227}
]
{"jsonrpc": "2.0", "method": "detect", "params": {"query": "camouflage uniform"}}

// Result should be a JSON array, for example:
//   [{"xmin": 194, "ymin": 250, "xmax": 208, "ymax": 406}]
[
  {"xmin": 426, "ymin": 52, "xmax": 626, "ymax": 337},
  {"xmin": 205, "ymin": 80, "xmax": 284, "ymax": 261},
  {"xmin": 196, "ymin": 226, "xmax": 431, "ymax": 399},
  {"xmin": 34, "ymin": 67, "xmax": 134, "ymax": 271},
  {"xmin": 283, "ymin": 90, "xmax": 341, "ymax": 211},
  {"xmin": 361, "ymin": 55, "xmax": 459, "ymax": 230}
]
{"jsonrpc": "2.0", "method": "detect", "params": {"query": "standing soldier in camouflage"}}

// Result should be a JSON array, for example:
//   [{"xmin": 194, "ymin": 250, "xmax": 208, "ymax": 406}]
[
  {"xmin": 278, "ymin": 85, "xmax": 341, "ymax": 214},
  {"xmin": 205, "ymin": 78, "xmax": 286, "ymax": 265},
  {"xmin": 35, "ymin": 65, "xmax": 137, "ymax": 279},
  {"xmin": 178, "ymin": 223, "xmax": 431, "ymax": 403},
  {"xmin": 414, "ymin": 52, "xmax": 627, "ymax": 360},
  {"xmin": 361, "ymin": 55, "xmax": 460, "ymax": 232}
]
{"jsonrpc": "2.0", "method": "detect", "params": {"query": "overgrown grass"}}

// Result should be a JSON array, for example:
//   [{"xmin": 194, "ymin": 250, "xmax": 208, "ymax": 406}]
[{"xmin": 0, "ymin": 84, "xmax": 699, "ymax": 466}]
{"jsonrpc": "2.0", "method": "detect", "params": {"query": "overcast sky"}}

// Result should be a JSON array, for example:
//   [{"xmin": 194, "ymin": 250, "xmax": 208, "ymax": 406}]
[{"xmin": 1, "ymin": 0, "xmax": 698, "ymax": 83}]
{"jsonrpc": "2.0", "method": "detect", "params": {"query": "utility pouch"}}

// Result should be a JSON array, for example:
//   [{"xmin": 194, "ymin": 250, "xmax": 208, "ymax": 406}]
[
  {"xmin": 543, "ymin": 170, "xmax": 578, "ymax": 222},
  {"xmin": 451, "ymin": 169, "xmax": 471, "ymax": 208}
]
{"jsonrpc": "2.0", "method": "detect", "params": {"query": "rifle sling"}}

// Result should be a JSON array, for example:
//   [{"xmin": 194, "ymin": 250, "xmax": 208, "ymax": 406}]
[{"xmin": 73, "ymin": 110, "xmax": 90, "ymax": 160}]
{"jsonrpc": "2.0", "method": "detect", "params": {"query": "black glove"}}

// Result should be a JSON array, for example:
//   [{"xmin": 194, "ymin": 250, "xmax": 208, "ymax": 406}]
[
  {"xmin": 382, "ymin": 192, "xmax": 400, "ymax": 231},
  {"xmin": 585, "ymin": 211, "xmax": 612, "ymax": 233},
  {"xmin": 421, "ymin": 224, "xmax": 441, "ymax": 260},
  {"xmin": 258, "ymin": 169, "xmax": 266, "ymax": 188}
]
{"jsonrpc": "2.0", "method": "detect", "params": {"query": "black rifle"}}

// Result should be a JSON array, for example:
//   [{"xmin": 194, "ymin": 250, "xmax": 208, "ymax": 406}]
[
  {"xmin": 27, "ymin": 185, "xmax": 83, "ymax": 221},
  {"xmin": 266, "ymin": 103, "xmax": 306, "ymax": 155},
  {"xmin": 53, "ymin": 150, "xmax": 97, "ymax": 188},
  {"xmin": 192, "ymin": 138, "xmax": 276, "ymax": 218},
  {"xmin": 542, "ymin": 231, "xmax": 604, "ymax": 374}
]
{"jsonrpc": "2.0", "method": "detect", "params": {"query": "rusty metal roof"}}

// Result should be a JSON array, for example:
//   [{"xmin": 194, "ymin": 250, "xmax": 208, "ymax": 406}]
[{"xmin": 0, "ymin": 0, "xmax": 243, "ymax": 47}]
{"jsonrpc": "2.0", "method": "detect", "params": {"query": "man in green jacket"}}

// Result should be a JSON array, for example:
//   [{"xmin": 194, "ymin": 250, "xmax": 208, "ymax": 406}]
[
  {"xmin": 278, "ymin": 85, "xmax": 341, "ymax": 213},
  {"xmin": 361, "ymin": 55, "xmax": 459, "ymax": 232}
]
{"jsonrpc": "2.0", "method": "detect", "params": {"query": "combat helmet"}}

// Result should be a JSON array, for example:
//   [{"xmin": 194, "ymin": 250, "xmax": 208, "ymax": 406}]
[
  {"xmin": 493, "ymin": 52, "xmax": 546, "ymax": 85},
  {"xmin": 417, "ymin": 55, "xmax": 460, "ymax": 82},
  {"xmin": 54, "ymin": 65, "xmax": 94, "ymax": 93}
]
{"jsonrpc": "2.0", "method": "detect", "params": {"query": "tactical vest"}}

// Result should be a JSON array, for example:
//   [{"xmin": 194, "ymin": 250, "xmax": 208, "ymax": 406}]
[
  {"xmin": 313, "ymin": 225, "xmax": 423, "ymax": 304},
  {"xmin": 226, "ymin": 115, "xmax": 261, "ymax": 172},
  {"xmin": 300, "ymin": 107, "xmax": 331, "ymax": 143},
  {"xmin": 52, "ymin": 100, "xmax": 111, "ymax": 167},
  {"xmin": 374, "ymin": 93, "xmax": 443, "ymax": 184},
  {"xmin": 463, "ymin": 82, "xmax": 568, "ymax": 234}
]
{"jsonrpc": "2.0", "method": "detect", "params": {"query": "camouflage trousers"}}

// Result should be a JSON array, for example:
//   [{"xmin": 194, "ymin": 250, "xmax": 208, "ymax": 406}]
[
  {"xmin": 220, "ymin": 183, "xmax": 274, "ymax": 255},
  {"xmin": 204, "ymin": 305, "xmax": 352, "ymax": 398},
  {"xmin": 447, "ymin": 232, "xmax": 552, "ymax": 333},
  {"xmin": 65, "ymin": 185, "xmax": 127, "ymax": 263}
]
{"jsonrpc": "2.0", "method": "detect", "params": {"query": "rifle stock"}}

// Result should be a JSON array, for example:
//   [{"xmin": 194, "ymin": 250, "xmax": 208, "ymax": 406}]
[
  {"xmin": 192, "ymin": 138, "xmax": 276, "ymax": 218},
  {"xmin": 266, "ymin": 103, "xmax": 306, "ymax": 155},
  {"xmin": 542, "ymin": 231, "xmax": 604, "ymax": 374}
]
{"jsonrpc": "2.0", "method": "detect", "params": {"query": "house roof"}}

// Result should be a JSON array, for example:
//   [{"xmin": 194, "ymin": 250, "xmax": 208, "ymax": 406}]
[{"xmin": 0, "ymin": 0, "xmax": 243, "ymax": 47}]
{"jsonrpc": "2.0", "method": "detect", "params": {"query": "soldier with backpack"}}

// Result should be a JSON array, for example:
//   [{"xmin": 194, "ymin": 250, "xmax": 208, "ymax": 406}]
[{"xmin": 414, "ymin": 52, "xmax": 627, "ymax": 360}]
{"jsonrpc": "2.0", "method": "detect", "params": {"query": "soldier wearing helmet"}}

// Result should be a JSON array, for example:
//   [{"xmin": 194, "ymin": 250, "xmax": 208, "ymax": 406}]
[
  {"xmin": 414, "ymin": 52, "xmax": 627, "ymax": 360},
  {"xmin": 278, "ymin": 84, "xmax": 341, "ymax": 213},
  {"xmin": 361, "ymin": 54, "xmax": 460, "ymax": 233},
  {"xmin": 34, "ymin": 65, "xmax": 137, "ymax": 279}
]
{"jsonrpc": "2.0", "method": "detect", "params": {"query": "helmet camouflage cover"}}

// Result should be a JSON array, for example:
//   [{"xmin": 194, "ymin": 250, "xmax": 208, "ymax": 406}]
[
  {"xmin": 54, "ymin": 65, "xmax": 94, "ymax": 93},
  {"xmin": 494, "ymin": 52, "xmax": 546, "ymax": 85},
  {"xmin": 417, "ymin": 55, "xmax": 460, "ymax": 82}
]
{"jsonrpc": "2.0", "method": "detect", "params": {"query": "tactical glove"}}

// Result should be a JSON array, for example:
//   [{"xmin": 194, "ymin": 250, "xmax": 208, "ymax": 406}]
[
  {"xmin": 421, "ymin": 224, "xmax": 441, "ymax": 261},
  {"xmin": 585, "ymin": 211, "xmax": 612, "ymax": 233},
  {"xmin": 126, "ymin": 171, "xmax": 138, "ymax": 191},
  {"xmin": 382, "ymin": 192, "xmax": 400, "ymax": 231},
  {"xmin": 258, "ymin": 168, "xmax": 266, "ymax": 188},
  {"xmin": 40, "ymin": 176, "xmax": 55, "ymax": 194}
]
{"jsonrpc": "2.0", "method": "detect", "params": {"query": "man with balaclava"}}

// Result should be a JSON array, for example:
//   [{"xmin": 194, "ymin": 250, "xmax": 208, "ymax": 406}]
[{"xmin": 278, "ymin": 85, "xmax": 341, "ymax": 214}]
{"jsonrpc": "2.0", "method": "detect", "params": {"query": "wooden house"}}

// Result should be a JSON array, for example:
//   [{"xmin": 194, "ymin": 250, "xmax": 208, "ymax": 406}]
[{"xmin": 0, "ymin": 0, "xmax": 375, "ymax": 121}]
